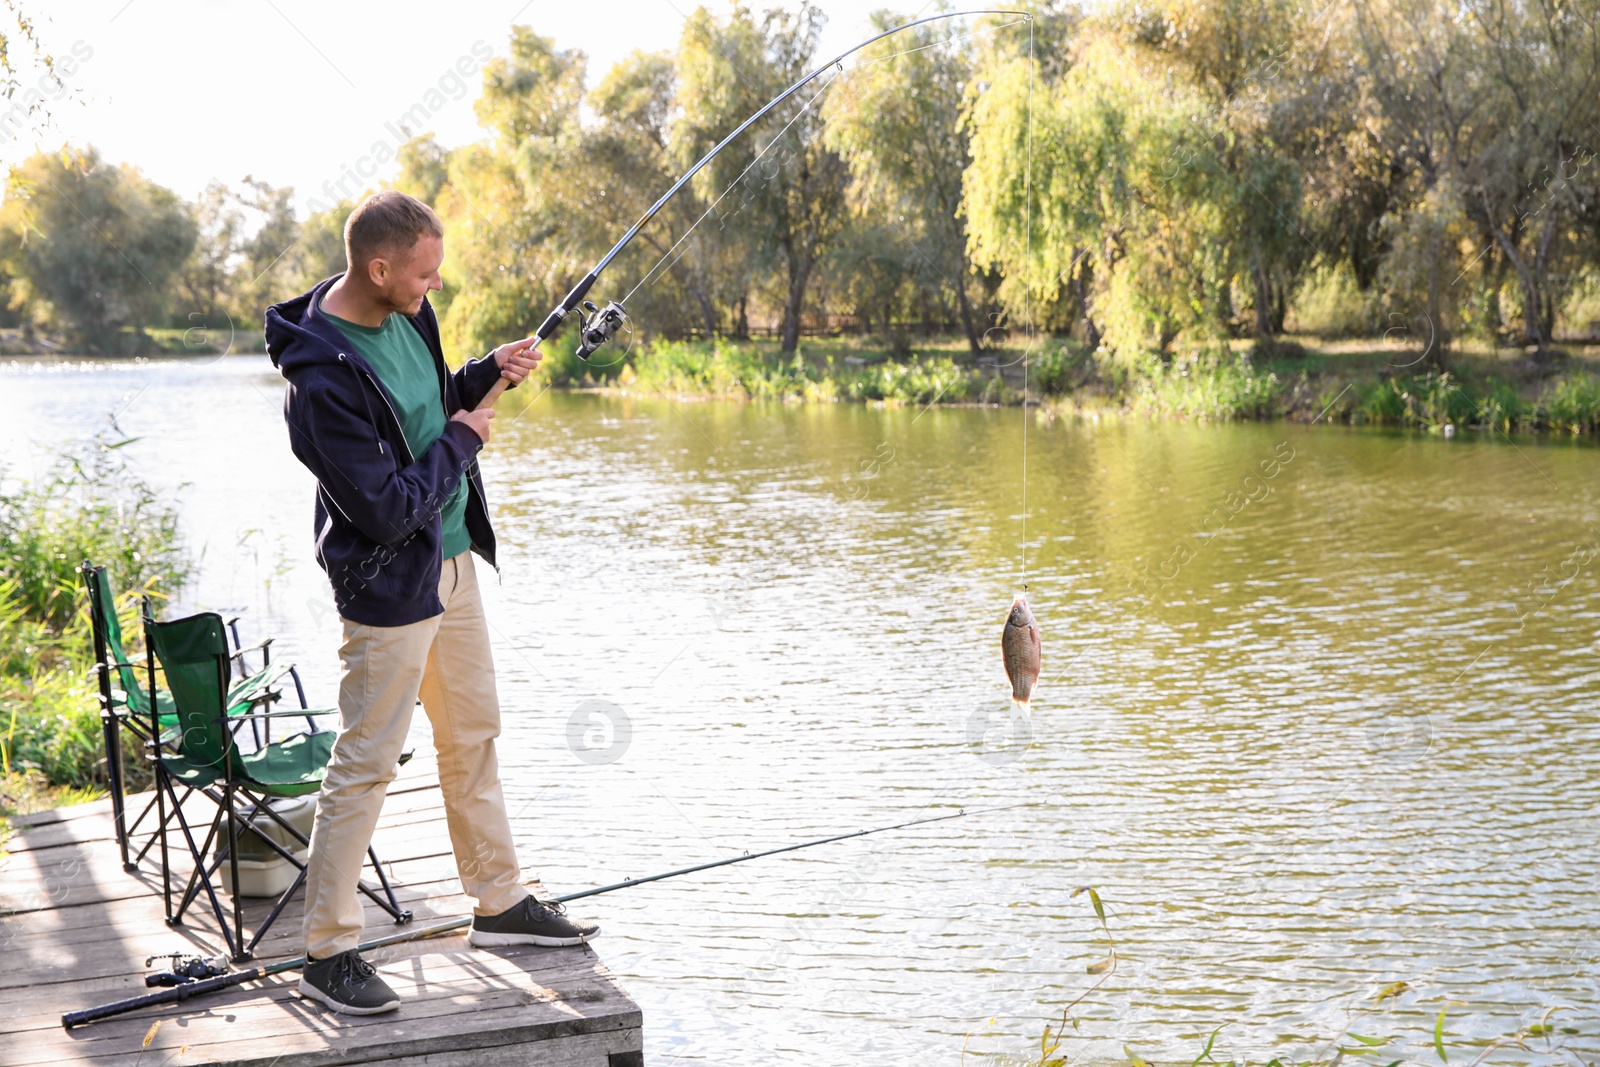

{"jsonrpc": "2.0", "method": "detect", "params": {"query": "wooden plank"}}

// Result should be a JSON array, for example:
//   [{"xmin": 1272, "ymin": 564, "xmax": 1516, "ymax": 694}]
[
  {"xmin": 19, "ymin": 949, "xmax": 639, "ymax": 1067},
  {"xmin": 15, "ymin": 938, "xmax": 631, "ymax": 1042},
  {"xmin": 0, "ymin": 841, "xmax": 458, "ymax": 916},
  {"xmin": 0, "ymin": 781, "xmax": 639, "ymax": 1066},
  {"xmin": 1, "ymin": 753, "xmax": 443, "ymax": 836},
  {"xmin": 4, "ymin": 795, "xmax": 117, "ymax": 829},
  {"xmin": 13, "ymin": 933, "xmax": 614, "ymax": 1031},
  {"xmin": 0, "ymin": 853, "xmax": 475, "ymax": 938},
  {"xmin": 2, "ymin": 800, "xmax": 460, "ymax": 915},
  {"xmin": 0, "ymin": 859, "xmax": 494, "ymax": 963},
  {"xmin": 63, "ymin": 1017, "xmax": 641, "ymax": 1067},
  {"xmin": 358, "ymin": 1026, "xmax": 642, "ymax": 1067},
  {"xmin": 0, "ymin": 874, "xmax": 480, "ymax": 984},
  {"xmin": 4, "ymin": 775, "xmax": 447, "ymax": 856}
]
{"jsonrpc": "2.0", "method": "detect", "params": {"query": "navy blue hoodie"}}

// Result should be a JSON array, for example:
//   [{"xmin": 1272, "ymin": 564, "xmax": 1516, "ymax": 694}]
[{"xmin": 265, "ymin": 274, "xmax": 503, "ymax": 627}]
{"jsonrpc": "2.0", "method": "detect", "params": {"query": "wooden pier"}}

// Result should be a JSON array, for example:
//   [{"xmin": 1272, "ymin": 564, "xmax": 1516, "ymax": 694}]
[{"xmin": 0, "ymin": 753, "xmax": 643, "ymax": 1066}]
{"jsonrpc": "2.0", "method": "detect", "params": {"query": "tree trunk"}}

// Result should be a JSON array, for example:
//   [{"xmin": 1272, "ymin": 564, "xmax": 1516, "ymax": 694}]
[
  {"xmin": 1511, "ymin": 259, "xmax": 1544, "ymax": 351},
  {"xmin": 1253, "ymin": 264, "xmax": 1273, "ymax": 339},
  {"xmin": 955, "ymin": 277, "xmax": 981, "ymax": 356},
  {"xmin": 691, "ymin": 281, "xmax": 717, "ymax": 340},
  {"xmin": 780, "ymin": 249, "xmax": 810, "ymax": 355},
  {"xmin": 735, "ymin": 295, "xmax": 749, "ymax": 340},
  {"xmin": 1074, "ymin": 260, "xmax": 1100, "ymax": 351},
  {"xmin": 1480, "ymin": 190, "xmax": 1546, "ymax": 356},
  {"xmin": 1534, "ymin": 195, "xmax": 1562, "ymax": 346},
  {"xmin": 944, "ymin": 212, "xmax": 982, "ymax": 354},
  {"xmin": 1422, "ymin": 241, "xmax": 1450, "ymax": 373}
]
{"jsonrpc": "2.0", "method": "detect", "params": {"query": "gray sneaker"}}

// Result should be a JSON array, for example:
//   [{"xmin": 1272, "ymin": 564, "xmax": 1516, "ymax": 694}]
[
  {"xmin": 468, "ymin": 896, "xmax": 600, "ymax": 948},
  {"xmin": 298, "ymin": 949, "xmax": 400, "ymax": 1014}
]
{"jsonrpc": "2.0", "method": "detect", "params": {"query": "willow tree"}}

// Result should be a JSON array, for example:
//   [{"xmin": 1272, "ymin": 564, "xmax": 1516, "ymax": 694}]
[
  {"xmin": 583, "ymin": 49, "xmax": 728, "ymax": 341},
  {"xmin": 824, "ymin": 9, "xmax": 989, "ymax": 354},
  {"xmin": 675, "ymin": 2, "xmax": 848, "ymax": 352},
  {"xmin": 1354, "ymin": 0, "xmax": 1600, "ymax": 357},
  {"xmin": 1114, "ymin": 0, "xmax": 1309, "ymax": 339},
  {"xmin": 438, "ymin": 28, "xmax": 591, "ymax": 358},
  {"xmin": 966, "ymin": 33, "xmax": 1247, "ymax": 360}
]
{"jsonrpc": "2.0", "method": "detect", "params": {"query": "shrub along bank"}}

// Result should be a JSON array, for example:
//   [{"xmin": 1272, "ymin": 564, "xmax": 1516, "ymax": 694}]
[
  {"xmin": 0, "ymin": 430, "xmax": 189, "ymax": 826},
  {"xmin": 529, "ymin": 334, "xmax": 1600, "ymax": 434}
]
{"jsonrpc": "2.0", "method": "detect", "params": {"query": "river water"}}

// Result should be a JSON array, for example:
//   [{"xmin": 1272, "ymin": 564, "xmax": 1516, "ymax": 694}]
[{"xmin": 3, "ymin": 355, "xmax": 1597, "ymax": 1065}]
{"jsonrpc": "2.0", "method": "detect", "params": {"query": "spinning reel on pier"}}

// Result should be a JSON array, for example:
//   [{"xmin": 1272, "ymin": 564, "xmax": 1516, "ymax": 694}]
[{"xmin": 143, "ymin": 952, "xmax": 228, "ymax": 988}]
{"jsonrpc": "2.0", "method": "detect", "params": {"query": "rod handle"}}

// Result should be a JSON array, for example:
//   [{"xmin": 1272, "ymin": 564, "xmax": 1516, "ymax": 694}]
[
  {"xmin": 62, "ymin": 968, "xmax": 261, "ymax": 1029},
  {"xmin": 477, "ymin": 375, "xmax": 513, "ymax": 412},
  {"xmin": 473, "ymin": 272, "xmax": 600, "ymax": 413}
]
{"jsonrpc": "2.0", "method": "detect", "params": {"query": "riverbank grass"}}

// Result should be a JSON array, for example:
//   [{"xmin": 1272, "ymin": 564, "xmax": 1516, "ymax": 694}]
[
  {"xmin": 0, "ymin": 429, "xmax": 189, "ymax": 828},
  {"xmin": 546, "ymin": 335, "xmax": 1007, "ymax": 406},
  {"xmin": 543, "ymin": 332, "xmax": 1600, "ymax": 432}
]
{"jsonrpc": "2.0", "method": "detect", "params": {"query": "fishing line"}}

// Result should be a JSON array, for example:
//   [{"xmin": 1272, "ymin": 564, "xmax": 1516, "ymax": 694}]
[{"xmin": 1021, "ymin": 17, "xmax": 1036, "ymax": 593}]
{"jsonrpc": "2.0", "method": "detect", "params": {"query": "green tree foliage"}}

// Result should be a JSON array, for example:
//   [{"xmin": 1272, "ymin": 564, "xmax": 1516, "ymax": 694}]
[
  {"xmin": 967, "ymin": 0, "xmax": 1600, "ymax": 365},
  {"xmin": 175, "ymin": 176, "xmax": 333, "ymax": 337},
  {"xmin": 8, "ymin": 0, "xmax": 1600, "ymax": 367},
  {"xmin": 435, "ymin": 29, "xmax": 592, "ymax": 359},
  {"xmin": 279, "ymin": 197, "xmax": 353, "ymax": 294},
  {"xmin": 825, "ymin": 8, "xmax": 991, "ymax": 354},
  {"xmin": 584, "ymin": 49, "xmax": 724, "ymax": 341},
  {"xmin": 675, "ymin": 3, "xmax": 849, "ymax": 353},
  {"xmin": 968, "ymin": 33, "xmax": 1247, "ymax": 360},
  {"xmin": 393, "ymin": 133, "xmax": 451, "ymax": 207},
  {"xmin": 1353, "ymin": 0, "xmax": 1600, "ymax": 358},
  {"xmin": 0, "ymin": 148, "xmax": 195, "ymax": 351}
]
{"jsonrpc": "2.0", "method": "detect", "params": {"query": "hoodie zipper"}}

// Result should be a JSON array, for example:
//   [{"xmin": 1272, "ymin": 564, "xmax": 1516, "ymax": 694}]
[
  {"xmin": 337, "ymin": 344, "xmax": 500, "ymax": 578},
  {"xmin": 338, "ymin": 352, "xmax": 415, "ymax": 466}
]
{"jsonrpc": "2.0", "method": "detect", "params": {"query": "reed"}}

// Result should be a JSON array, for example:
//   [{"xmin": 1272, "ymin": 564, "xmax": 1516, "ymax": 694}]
[{"xmin": 0, "ymin": 428, "xmax": 189, "ymax": 798}]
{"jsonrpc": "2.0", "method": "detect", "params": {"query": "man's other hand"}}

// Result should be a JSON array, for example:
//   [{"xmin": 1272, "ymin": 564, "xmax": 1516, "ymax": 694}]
[
  {"xmin": 492, "ymin": 336, "xmax": 543, "ymax": 386},
  {"xmin": 451, "ymin": 407, "xmax": 495, "ymax": 444}
]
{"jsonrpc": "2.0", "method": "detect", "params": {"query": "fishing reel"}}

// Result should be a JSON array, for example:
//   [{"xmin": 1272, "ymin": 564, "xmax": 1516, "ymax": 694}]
[
  {"xmin": 575, "ymin": 299, "xmax": 628, "ymax": 360},
  {"xmin": 143, "ymin": 952, "xmax": 228, "ymax": 987}
]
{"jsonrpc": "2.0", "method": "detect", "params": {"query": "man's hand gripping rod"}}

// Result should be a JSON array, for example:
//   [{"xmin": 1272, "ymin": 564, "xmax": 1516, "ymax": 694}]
[{"xmin": 473, "ymin": 8, "xmax": 1029, "ymax": 413}]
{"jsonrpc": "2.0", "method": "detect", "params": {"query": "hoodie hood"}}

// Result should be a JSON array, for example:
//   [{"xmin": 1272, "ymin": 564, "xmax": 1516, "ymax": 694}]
[
  {"xmin": 266, "ymin": 273, "xmax": 448, "ymax": 386},
  {"xmin": 265, "ymin": 273, "xmax": 400, "ymax": 459},
  {"xmin": 265, "ymin": 273, "xmax": 349, "ymax": 376}
]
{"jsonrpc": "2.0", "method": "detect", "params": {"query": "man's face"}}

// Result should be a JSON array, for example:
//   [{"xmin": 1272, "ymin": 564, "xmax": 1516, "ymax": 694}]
[{"xmin": 371, "ymin": 234, "xmax": 444, "ymax": 316}]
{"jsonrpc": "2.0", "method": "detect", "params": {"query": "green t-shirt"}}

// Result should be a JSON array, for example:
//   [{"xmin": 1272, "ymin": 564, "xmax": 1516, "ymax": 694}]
[{"xmin": 323, "ymin": 309, "xmax": 472, "ymax": 560}]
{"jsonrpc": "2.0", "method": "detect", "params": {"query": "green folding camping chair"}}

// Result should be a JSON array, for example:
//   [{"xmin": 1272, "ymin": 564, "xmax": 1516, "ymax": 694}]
[
  {"xmin": 81, "ymin": 561, "xmax": 316, "ymax": 872},
  {"xmin": 140, "ymin": 599, "xmax": 411, "ymax": 961}
]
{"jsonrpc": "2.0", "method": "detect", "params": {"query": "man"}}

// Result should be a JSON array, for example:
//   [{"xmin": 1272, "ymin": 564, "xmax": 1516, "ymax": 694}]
[{"xmin": 264, "ymin": 190, "xmax": 598, "ymax": 1016}]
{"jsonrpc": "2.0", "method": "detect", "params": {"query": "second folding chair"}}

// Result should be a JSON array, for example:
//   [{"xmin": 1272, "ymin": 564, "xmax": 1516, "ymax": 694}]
[
  {"xmin": 140, "ymin": 600, "xmax": 412, "ymax": 961},
  {"xmin": 81, "ymin": 561, "xmax": 320, "ymax": 872}
]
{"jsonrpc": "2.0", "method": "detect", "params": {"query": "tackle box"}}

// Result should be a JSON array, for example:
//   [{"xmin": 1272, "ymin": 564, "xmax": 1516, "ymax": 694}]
[{"xmin": 214, "ymin": 794, "xmax": 318, "ymax": 898}]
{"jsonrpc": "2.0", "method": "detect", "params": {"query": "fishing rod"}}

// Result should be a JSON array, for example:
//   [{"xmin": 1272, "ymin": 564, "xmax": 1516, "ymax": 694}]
[
  {"xmin": 473, "ymin": 8, "xmax": 1031, "ymax": 409},
  {"xmin": 61, "ymin": 799, "xmax": 1037, "ymax": 1029}
]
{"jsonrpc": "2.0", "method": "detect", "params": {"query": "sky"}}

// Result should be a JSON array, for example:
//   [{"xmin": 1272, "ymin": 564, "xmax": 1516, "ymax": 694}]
[{"xmin": 2, "ymin": 0, "xmax": 914, "ymax": 217}]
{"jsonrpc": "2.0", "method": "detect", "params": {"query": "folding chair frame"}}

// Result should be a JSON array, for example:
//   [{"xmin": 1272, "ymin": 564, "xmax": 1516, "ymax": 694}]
[
  {"xmin": 140, "ymin": 601, "xmax": 412, "ymax": 961},
  {"xmin": 81, "ymin": 560, "xmax": 318, "ymax": 872}
]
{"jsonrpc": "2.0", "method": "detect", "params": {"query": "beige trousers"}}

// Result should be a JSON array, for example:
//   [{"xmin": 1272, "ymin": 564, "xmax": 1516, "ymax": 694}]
[{"xmin": 302, "ymin": 550, "xmax": 528, "ymax": 958}]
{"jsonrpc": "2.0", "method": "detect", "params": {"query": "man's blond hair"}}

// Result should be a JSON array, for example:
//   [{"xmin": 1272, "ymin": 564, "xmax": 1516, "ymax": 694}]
[{"xmin": 344, "ymin": 190, "xmax": 442, "ymax": 268}]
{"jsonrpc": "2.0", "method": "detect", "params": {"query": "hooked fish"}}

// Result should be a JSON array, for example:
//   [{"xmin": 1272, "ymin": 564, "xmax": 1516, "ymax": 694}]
[{"xmin": 1002, "ymin": 595, "xmax": 1042, "ymax": 706}]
